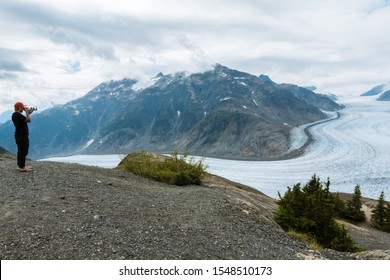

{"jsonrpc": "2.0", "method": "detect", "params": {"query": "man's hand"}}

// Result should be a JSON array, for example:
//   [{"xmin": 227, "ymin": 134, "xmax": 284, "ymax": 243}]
[
  {"xmin": 24, "ymin": 107, "xmax": 33, "ymax": 115},
  {"xmin": 23, "ymin": 108, "xmax": 31, "ymax": 122}
]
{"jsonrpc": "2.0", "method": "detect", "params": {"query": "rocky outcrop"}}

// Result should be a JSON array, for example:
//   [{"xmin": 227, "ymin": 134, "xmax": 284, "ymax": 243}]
[{"xmin": 353, "ymin": 250, "xmax": 390, "ymax": 260}]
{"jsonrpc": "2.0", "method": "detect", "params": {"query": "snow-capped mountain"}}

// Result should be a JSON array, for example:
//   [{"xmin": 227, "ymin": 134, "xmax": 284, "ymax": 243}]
[{"xmin": 0, "ymin": 64, "xmax": 344, "ymax": 160}]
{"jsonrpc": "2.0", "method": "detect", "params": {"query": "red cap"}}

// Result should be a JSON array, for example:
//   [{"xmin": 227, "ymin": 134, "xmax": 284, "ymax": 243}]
[{"xmin": 14, "ymin": 102, "xmax": 25, "ymax": 108}]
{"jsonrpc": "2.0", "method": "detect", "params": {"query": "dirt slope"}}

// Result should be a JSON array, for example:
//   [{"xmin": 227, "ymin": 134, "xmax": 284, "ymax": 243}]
[{"xmin": 0, "ymin": 158, "xmax": 388, "ymax": 260}]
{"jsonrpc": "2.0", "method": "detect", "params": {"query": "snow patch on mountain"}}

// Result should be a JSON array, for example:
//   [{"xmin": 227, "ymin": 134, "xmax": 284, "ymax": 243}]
[{"xmin": 85, "ymin": 139, "xmax": 94, "ymax": 148}]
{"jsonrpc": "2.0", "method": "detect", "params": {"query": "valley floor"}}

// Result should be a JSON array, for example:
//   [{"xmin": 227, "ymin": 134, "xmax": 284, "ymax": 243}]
[
  {"xmin": 198, "ymin": 95, "xmax": 390, "ymax": 200},
  {"xmin": 40, "ymin": 95, "xmax": 390, "ymax": 202}
]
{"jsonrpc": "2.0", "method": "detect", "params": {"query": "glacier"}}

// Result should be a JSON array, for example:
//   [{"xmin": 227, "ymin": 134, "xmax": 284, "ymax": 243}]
[{"xmin": 41, "ymin": 94, "xmax": 390, "ymax": 200}]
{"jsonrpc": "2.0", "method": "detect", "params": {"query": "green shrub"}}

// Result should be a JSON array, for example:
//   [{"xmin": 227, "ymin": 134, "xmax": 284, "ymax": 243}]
[
  {"xmin": 329, "ymin": 223, "xmax": 358, "ymax": 252},
  {"xmin": 118, "ymin": 150, "xmax": 207, "ymax": 186},
  {"xmin": 275, "ymin": 175, "xmax": 360, "ymax": 252}
]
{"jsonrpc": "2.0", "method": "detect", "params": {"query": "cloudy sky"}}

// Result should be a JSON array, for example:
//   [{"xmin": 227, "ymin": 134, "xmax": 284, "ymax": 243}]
[{"xmin": 1, "ymin": 0, "xmax": 390, "ymax": 112}]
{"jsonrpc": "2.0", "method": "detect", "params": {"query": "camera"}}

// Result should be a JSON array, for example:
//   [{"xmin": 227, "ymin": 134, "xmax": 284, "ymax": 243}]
[{"xmin": 24, "ymin": 107, "xmax": 38, "ymax": 113}]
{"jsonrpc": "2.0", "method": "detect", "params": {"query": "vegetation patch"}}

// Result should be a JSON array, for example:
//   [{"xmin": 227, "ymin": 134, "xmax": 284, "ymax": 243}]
[
  {"xmin": 371, "ymin": 191, "xmax": 390, "ymax": 232},
  {"xmin": 117, "ymin": 150, "xmax": 207, "ymax": 186},
  {"xmin": 275, "ymin": 175, "xmax": 361, "ymax": 252},
  {"xmin": 288, "ymin": 230, "xmax": 324, "ymax": 251},
  {"xmin": 333, "ymin": 185, "xmax": 366, "ymax": 222}
]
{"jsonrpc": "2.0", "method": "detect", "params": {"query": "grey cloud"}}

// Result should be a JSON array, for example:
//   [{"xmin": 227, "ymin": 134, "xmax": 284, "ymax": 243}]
[
  {"xmin": 1, "ymin": 0, "xmax": 389, "ymax": 97},
  {"xmin": 0, "ymin": 72, "xmax": 18, "ymax": 80},
  {"xmin": 0, "ymin": 48, "xmax": 29, "ymax": 73},
  {"xmin": 0, "ymin": 1, "xmax": 119, "ymax": 59},
  {"xmin": 0, "ymin": 0, "xmax": 174, "ymax": 60},
  {"xmin": 0, "ymin": 60, "xmax": 28, "ymax": 72},
  {"xmin": 39, "ymin": 26, "xmax": 117, "ymax": 60}
]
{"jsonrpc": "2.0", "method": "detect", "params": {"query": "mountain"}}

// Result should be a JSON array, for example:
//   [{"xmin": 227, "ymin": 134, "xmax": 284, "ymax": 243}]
[
  {"xmin": 303, "ymin": 86, "xmax": 339, "ymax": 102},
  {"xmin": 0, "ymin": 110, "xmax": 12, "ymax": 124},
  {"xmin": 0, "ymin": 78, "xmax": 139, "ymax": 158},
  {"xmin": 0, "ymin": 64, "xmax": 344, "ymax": 160},
  {"xmin": 377, "ymin": 90, "xmax": 390, "ymax": 101},
  {"xmin": 0, "ymin": 146, "xmax": 12, "ymax": 156},
  {"xmin": 361, "ymin": 83, "xmax": 390, "ymax": 101},
  {"xmin": 258, "ymin": 74, "xmax": 274, "ymax": 83},
  {"xmin": 278, "ymin": 83, "xmax": 344, "ymax": 111}
]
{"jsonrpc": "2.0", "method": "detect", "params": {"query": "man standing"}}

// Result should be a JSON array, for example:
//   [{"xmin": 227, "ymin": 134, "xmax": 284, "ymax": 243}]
[{"xmin": 12, "ymin": 102, "xmax": 33, "ymax": 172}]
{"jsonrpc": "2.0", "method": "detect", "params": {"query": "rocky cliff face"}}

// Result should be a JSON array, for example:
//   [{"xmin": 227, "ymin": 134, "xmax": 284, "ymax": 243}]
[{"xmin": 0, "ymin": 65, "xmax": 343, "ymax": 159}]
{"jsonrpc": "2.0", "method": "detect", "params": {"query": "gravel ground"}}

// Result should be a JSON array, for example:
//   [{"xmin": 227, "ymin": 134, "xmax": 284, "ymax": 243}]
[{"xmin": 0, "ymin": 157, "xmax": 388, "ymax": 260}]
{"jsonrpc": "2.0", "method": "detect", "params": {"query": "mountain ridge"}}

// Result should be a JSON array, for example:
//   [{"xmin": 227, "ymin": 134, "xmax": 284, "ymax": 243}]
[
  {"xmin": 0, "ymin": 64, "xmax": 344, "ymax": 159},
  {"xmin": 361, "ymin": 82, "xmax": 390, "ymax": 101}
]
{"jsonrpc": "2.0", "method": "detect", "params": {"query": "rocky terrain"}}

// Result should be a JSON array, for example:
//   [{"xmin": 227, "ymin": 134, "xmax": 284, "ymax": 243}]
[{"xmin": 1, "ymin": 154, "xmax": 389, "ymax": 260}]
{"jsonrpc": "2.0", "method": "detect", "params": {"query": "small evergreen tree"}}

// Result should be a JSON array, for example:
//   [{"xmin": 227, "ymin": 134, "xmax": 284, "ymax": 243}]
[
  {"xmin": 275, "ymin": 184, "xmax": 313, "ymax": 231},
  {"xmin": 343, "ymin": 185, "xmax": 365, "ymax": 222},
  {"xmin": 302, "ymin": 176, "xmax": 335, "ymax": 246},
  {"xmin": 385, "ymin": 204, "xmax": 390, "ymax": 232},
  {"xmin": 371, "ymin": 191, "xmax": 390, "ymax": 232},
  {"xmin": 302, "ymin": 174, "xmax": 322, "ymax": 195},
  {"xmin": 329, "ymin": 224, "xmax": 357, "ymax": 251},
  {"xmin": 385, "ymin": 206, "xmax": 390, "ymax": 232},
  {"xmin": 274, "ymin": 175, "xmax": 359, "ymax": 252},
  {"xmin": 332, "ymin": 192, "xmax": 346, "ymax": 218}
]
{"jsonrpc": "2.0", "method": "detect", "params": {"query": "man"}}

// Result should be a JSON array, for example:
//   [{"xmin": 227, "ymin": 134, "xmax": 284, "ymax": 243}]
[{"xmin": 12, "ymin": 101, "xmax": 33, "ymax": 172}]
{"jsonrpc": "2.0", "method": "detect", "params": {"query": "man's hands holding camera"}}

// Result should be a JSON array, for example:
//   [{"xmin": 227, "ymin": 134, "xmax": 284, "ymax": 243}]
[{"xmin": 24, "ymin": 107, "xmax": 37, "ymax": 114}]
